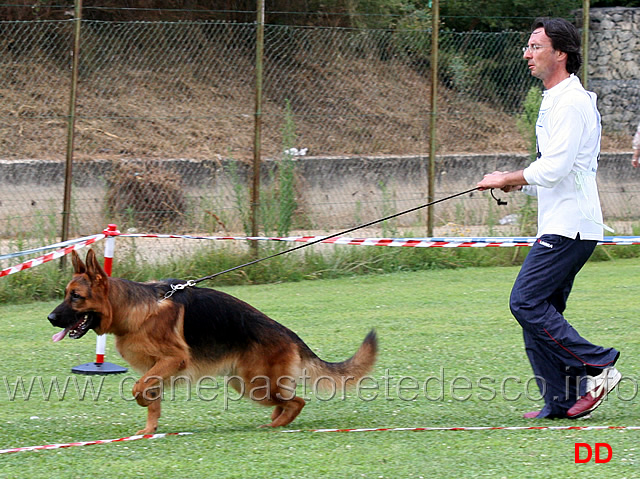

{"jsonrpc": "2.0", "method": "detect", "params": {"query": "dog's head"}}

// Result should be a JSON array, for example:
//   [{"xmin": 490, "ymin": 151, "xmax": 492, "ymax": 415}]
[{"xmin": 48, "ymin": 249, "xmax": 112, "ymax": 342}]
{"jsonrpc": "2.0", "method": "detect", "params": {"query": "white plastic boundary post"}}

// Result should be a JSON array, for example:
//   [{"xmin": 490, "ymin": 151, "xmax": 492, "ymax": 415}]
[{"xmin": 71, "ymin": 224, "xmax": 127, "ymax": 375}]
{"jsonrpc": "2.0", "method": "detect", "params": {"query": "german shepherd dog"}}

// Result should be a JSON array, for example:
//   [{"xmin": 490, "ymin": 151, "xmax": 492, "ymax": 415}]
[{"xmin": 48, "ymin": 249, "xmax": 377, "ymax": 434}]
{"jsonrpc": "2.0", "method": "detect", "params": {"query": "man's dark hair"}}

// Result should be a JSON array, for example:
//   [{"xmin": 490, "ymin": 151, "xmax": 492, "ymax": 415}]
[{"xmin": 531, "ymin": 17, "xmax": 582, "ymax": 74}]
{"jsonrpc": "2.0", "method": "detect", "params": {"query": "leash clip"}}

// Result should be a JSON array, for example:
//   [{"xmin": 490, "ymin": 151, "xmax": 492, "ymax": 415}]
[
  {"xmin": 162, "ymin": 280, "xmax": 196, "ymax": 301},
  {"xmin": 490, "ymin": 188, "xmax": 507, "ymax": 206}
]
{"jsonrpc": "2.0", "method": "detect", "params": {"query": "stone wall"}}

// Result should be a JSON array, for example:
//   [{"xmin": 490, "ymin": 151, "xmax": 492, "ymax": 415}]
[
  {"xmin": 586, "ymin": 7, "xmax": 640, "ymax": 135},
  {"xmin": 2, "ymin": 154, "xmax": 639, "ymax": 238}
]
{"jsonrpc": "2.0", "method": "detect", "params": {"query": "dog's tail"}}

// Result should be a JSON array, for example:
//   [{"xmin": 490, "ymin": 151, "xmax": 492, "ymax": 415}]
[{"xmin": 300, "ymin": 329, "xmax": 378, "ymax": 391}]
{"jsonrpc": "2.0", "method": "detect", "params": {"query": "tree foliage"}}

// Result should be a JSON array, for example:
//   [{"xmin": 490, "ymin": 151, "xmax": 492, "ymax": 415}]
[
  {"xmin": 439, "ymin": 0, "xmax": 582, "ymax": 31},
  {"xmin": 1, "ymin": 1, "xmax": 638, "ymax": 27}
]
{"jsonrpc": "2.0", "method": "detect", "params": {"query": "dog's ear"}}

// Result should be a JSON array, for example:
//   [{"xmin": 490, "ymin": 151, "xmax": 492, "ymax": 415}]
[
  {"xmin": 71, "ymin": 250, "xmax": 87, "ymax": 275},
  {"xmin": 85, "ymin": 249, "xmax": 108, "ymax": 284}
]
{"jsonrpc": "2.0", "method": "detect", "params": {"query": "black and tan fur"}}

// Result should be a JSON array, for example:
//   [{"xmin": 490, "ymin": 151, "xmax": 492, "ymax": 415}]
[{"xmin": 48, "ymin": 249, "xmax": 377, "ymax": 434}]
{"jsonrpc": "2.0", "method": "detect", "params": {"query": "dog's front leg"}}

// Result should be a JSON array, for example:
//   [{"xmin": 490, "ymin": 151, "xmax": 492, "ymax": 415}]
[
  {"xmin": 132, "ymin": 374, "xmax": 163, "ymax": 435},
  {"xmin": 132, "ymin": 356, "xmax": 187, "ymax": 434},
  {"xmin": 136, "ymin": 400, "xmax": 161, "ymax": 435},
  {"xmin": 132, "ymin": 356, "xmax": 187, "ymax": 405},
  {"xmin": 133, "ymin": 374, "xmax": 164, "ymax": 407}
]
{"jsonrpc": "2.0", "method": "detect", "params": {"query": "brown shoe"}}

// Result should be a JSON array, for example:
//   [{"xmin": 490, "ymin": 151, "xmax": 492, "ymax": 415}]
[
  {"xmin": 522, "ymin": 410, "xmax": 591, "ymax": 420},
  {"xmin": 523, "ymin": 410, "xmax": 541, "ymax": 419},
  {"xmin": 567, "ymin": 367, "xmax": 621, "ymax": 419}
]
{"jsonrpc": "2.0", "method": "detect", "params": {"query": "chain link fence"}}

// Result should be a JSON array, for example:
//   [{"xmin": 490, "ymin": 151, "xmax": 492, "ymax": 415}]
[{"xmin": 1, "ymin": 15, "xmax": 638, "ymax": 266}]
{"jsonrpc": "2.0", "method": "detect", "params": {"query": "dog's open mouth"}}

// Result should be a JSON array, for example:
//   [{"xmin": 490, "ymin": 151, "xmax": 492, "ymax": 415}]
[{"xmin": 52, "ymin": 313, "xmax": 99, "ymax": 342}]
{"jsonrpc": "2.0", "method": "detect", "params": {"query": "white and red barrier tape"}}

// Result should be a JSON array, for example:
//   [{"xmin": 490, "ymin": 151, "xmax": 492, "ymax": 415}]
[
  {"xmin": 0, "ymin": 234, "xmax": 105, "ymax": 278},
  {"xmin": 4, "ymin": 232, "xmax": 640, "ymax": 280},
  {"xmin": 113, "ymin": 233, "xmax": 640, "ymax": 248},
  {"xmin": 282, "ymin": 425, "xmax": 640, "ymax": 433},
  {"xmin": 114, "ymin": 232, "xmax": 539, "ymax": 247},
  {"xmin": 3, "ymin": 425, "xmax": 636, "ymax": 454},
  {"xmin": 0, "ymin": 431, "xmax": 192, "ymax": 455},
  {"xmin": 0, "ymin": 234, "xmax": 109, "ymax": 262}
]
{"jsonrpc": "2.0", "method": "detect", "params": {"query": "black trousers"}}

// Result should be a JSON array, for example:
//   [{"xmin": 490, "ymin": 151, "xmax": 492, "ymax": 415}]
[{"xmin": 510, "ymin": 234, "xmax": 619, "ymax": 417}]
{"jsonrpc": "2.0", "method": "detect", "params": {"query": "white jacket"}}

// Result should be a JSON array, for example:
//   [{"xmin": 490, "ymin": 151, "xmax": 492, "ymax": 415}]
[
  {"xmin": 633, "ymin": 121, "xmax": 640, "ymax": 150},
  {"xmin": 522, "ymin": 75, "xmax": 606, "ymax": 241}
]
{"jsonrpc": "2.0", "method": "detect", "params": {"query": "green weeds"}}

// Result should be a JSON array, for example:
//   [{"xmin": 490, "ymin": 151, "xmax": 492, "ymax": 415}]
[{"xmin": 3, "ymin": 237, "xmax": 639, "ymax": 304}]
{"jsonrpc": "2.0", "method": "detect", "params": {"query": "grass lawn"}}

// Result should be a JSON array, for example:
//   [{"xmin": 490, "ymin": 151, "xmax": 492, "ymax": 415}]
[{"xmin": 1, "ymin": 255, "xmax": 639, "ymax": 478}]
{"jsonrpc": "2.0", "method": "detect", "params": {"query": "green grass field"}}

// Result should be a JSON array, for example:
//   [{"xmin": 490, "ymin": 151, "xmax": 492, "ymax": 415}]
[{"xmin": 1, "ymin": 256, "xmax": 639, "ymax": 478}]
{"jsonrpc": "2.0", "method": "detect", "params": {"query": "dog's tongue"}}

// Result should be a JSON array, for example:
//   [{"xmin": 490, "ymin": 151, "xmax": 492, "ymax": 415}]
[{"xmin": 52, "ymin": 328, "xmax": 70, "ymax": 343}]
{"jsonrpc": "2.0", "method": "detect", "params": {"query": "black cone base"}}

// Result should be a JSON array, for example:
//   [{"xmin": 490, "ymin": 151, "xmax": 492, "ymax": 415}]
[{"xmin": 71, "ymin": 362, "xmax": 128, "ymax": 375}]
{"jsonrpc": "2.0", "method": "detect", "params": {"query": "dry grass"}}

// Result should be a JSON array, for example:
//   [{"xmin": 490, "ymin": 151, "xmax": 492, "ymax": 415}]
[
  {"xmin": 106, "ymin": 162, "xmax": 187, "ymax": 232},
  {"xmin": 0, "ymin": 54, "xmax": 629, "ymax": 163}
]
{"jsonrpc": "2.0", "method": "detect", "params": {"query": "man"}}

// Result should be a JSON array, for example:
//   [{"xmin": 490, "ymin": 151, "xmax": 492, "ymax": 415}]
[{"xmin": 477, "ymin": 18, "xmax": 620, "ymax": 419}]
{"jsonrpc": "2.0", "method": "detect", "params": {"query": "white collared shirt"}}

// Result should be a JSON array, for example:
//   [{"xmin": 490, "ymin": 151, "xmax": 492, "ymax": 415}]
[{"xmin": 522, "ymin": 74, "xmax": 605, "ymax": 240}]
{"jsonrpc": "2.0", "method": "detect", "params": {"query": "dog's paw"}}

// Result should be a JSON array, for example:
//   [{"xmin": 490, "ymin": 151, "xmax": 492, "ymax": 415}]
[
  {"xmin": 135, "ymin": 426, "xmax": 158, "ymax": 435},
  {"xmin": 132, "ymin": 382, "xmax": 161, "ymax": 407},
  {"xmin": 132, "ymin": 386, "xmax": 150, "ymax": 406}
]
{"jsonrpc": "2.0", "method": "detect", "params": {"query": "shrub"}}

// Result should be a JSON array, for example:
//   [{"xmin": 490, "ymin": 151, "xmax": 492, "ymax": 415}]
[{"xmin": 106, "ymin": 161, "xmax": 186, "ymax": 232}]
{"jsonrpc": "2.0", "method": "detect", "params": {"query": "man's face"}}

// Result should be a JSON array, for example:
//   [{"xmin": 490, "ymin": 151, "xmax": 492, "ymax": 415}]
[{"xmin": 523, "ymin": 28, "xmax": 561, "ymax": 84}]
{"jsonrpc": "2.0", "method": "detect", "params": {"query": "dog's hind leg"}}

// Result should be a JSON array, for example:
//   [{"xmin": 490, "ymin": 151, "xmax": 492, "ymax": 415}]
[
  {"xmin": 245, "ymin": 373, "xmax": 306, "ymax": 427},
  {"xmin": 260, "ymin": 397, "xmax": 306, "ymax": 428},
  {"xmin": 271, "ymin": 406, "xmax": 284, "ymax": 421}
]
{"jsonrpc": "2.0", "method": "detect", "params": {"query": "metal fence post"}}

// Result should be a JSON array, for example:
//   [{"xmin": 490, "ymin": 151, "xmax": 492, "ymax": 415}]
[
  {"xmin": 251, "ymin": 0, "xmax": 265, "ymax": 256},
  {"xmin": 427, "ymin": 0, "xmax": 440, "ymax": 237},
  {"xmin": 61, "ymin": 0, "xmax": 82, "ymax": 246}
]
